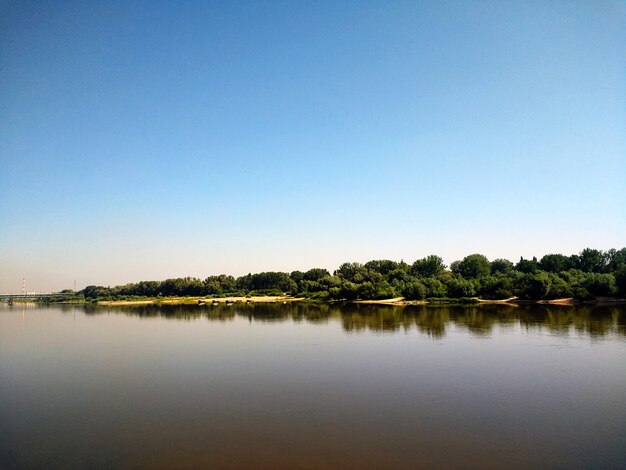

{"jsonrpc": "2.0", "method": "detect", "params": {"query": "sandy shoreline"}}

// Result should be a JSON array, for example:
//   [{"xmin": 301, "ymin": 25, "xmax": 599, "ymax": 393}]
[
  {"xmin": 478, "ymin": 297, "xmax": 580, "ymax": 305},
  {"xmin": 60, "ymin": 296, "xmax": 625, "ymax": 307},
  {"xmin": 476, "ymin": 296, "xmax": 518, "ymax": 304},
  {"xmin": 97, "ymin": 296, "xmax": 306, "ymax": 306},
  {"xmin": 536, "ymin": 298, "xmax": 576, "ymax": 305},
  {"xmin": 355, "ymin": 296, "xmax": 593, "ymax": 306},
  {"xmin": 354, "ymin": 297, "xmax": 407, "ymax": 305}
]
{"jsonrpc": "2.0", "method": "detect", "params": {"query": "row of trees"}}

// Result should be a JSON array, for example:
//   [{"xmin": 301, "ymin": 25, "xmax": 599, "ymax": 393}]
[{"xmin": 82, "ymin": 248, "xmax": 626, "ymax": 301}]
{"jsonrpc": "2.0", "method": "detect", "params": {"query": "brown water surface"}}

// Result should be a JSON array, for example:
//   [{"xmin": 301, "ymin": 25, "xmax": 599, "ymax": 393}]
[{"xmin": 1, "ymin": 303, "xmax": 625, "ymax": 469}]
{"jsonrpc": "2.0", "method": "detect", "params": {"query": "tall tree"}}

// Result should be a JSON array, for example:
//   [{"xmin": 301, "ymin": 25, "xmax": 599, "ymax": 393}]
[
  {"xmin": 334, "ymin": 262, "xmax": 368, "ymax": 283},
  {"xmin": 452, "ymin": 254, "xmax": 490, "ymax": 279},
  {"xmin": 539, "ymin": 254, "xmax": 574, "ymax": 273},
  {"xmin": 411, "ymin": 255, "xmax": 446, "ymax": 277},
  {"xmin": 516, "ymin": 257, "xmax": 539, "ymax": 274},
  {"xmin": 364, "ymin": 259, "xmax": 399, "ymax": 275},
  {"xmin": 605, "ymin": 248, "xmax": 626, "ymax": 271},
  {"xmin": 576, "ymin": 248, "xmax": 607, "ymax": 273},
  {"xmin": 303, "ymin": 268, "xmax": 330, "ymax": 281},
  {"xmin": 491, "ymin": 259, "xmax": 514, "ymax": 274}
]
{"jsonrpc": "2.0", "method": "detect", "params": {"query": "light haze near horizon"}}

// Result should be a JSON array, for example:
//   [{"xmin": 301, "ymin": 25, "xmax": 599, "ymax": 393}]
[{"xmin": 1, "ymin": 1, "xmax": 624, "ymax": 293}]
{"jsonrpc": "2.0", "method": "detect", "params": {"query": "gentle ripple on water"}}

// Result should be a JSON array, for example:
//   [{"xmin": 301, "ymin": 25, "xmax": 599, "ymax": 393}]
[{"xmin": 0, "ymin": 302, "xmax": 625, "ymax": 469}]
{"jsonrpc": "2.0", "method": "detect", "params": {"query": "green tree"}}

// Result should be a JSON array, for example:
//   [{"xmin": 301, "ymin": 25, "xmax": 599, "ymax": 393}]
[
  {"xmin": 477, "ymin": 275, "xmax": 515, "ymax": 300},
  {"xmin": 614, "ymin": 265, "xmax": 626, "ymax": 297},
  {"xmin": 515, "ymin": 257, "xmax": 539, "ymax": 274},
  {"xmin": 357, "ymin": 282, "xmax": 376, "ymax": 299},
  {"xmin": 422, "ymin": 278, "xmax": 447, "ymax": 298},
  {"xmin": 490, "ymin": 259, "xmax": 514, "ymax": 274},
  {"xmin": 411, "ymin": 255, "xmax": 446, "ymax": 277},
  {"xmin": 372, "ymin": 281, "xmax": 397, "ymax": 299},
  {"xmin": 83, "ymin": 285, "xmax": 111, "ymax": 299},
  {"xmin": 236, "ymin": 274, "xmax": 253, "ymax": 292},
  {"xmin": 339, "ymin": 281, "xmax": 359, "ymax": 300},
  {"xmin": 334, "ymin": 262, "xmax": 367, "ymax": 283},
  {"xmin": 452, "ymin": 254, "xmax": 491, "ymax": 279},
  {"xmin": 445, "ymin": 276, "xmax": 476, "ymax": 298},
  {"xmin": 204, "ymin": 277, "xmax": 223, "ymax": 295},
  {"xmin": 582, "ymin": 273, "xmax": 616, "ymax": 297},
  {"xmin": 318, "ymin": 275, "xmax": 341, "ymax": 290},
  {"xmin": 388, "ymin": 267, "xmax": 411, "ymax": 284},
  {"xmin": 364, "ymin": 260, "xmax": 399, "ymax": 276},
  {"xmin": 303, "ymin": 268, "xmax": 330, "ymax": 281},
  {"xmin": 247, "ymin": 272, "xmax": 297, "ymax": 294},
  {"xmin": 402, "ymin": 280, "xmax": 427, "ymax": 300},
  {"xmin": 576, "ymin": 248, "xmax": 607, "ymax": 273},
  {"xmin": 606, "ymin": 248, "xmax": 626, "ymax": 271},
  {"xmin": 204, "ymin": 275, "xmax": 237, "ymax": 295},
  {"xmin": 544, "ymin": 273, "xmax": 572, "ymax": 299},
  {"xmin": 515, "ymin": 272, "xmax": 551, "ymax": 300},
  {"xmin": 539, "ymin": 254, "xmax": 574, "ymax": 273}
]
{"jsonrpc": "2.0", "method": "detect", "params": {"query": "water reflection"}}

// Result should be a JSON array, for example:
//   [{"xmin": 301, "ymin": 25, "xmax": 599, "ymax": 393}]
[
  {"xmin": 2, "ymin": 302, "xmax": 625, "ymax": 469},
  {"xmin": 61, "ymin": 302, "xmax": 626, "ymax": 339}
]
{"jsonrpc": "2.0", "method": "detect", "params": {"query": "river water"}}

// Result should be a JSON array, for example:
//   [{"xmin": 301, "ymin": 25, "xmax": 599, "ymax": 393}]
[{"xmin": 1, "ymin": 303, "xmax": 625, "ymax": 469}]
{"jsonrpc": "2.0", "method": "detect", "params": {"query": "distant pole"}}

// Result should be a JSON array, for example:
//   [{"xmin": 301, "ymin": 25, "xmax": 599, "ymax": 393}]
[{"xmin": 22, "ymin": 278, "xmax": 25, "ymax": 296}]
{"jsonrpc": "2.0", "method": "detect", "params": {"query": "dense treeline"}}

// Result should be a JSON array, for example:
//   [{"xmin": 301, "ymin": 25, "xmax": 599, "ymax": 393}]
[{"xmin": 82, "ymin": 248, "xmax": 626, "ymax": 302}]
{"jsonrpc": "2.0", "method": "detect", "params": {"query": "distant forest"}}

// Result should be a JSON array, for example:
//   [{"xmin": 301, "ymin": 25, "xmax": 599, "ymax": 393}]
[{"xmin": 78, "ymin": 248, "xmax": 626, "ymax": 302}]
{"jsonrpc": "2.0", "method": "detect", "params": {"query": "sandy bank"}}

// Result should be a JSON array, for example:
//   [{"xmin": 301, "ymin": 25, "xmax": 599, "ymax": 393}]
[
  {"xmin": 98, "ymin": 296, "xmax": 306, "ymax": 306},
  {"xmin": 476, "ymin": 297, "xmax": 518, "ymax": 304},
  {"xmin": 537, "ymin": 298, "xmax": 575, "ymax": 305},
  {"xmin": 201, "ymin": 296, "xmax": 306, "ymax": 304},
  {"xmin": 355, "ymin": 297, "xmax": 406, "ymax": 305},
  {"xmin": 97, "ymin": 300, "xmax": 157, "ymax": 306}
]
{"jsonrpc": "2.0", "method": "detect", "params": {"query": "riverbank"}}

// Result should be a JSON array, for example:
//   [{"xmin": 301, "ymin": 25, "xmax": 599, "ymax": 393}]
[
  {"xmin": 354, "ymin": 296, "xmax": 626, "ymax": 306},
  {"xmin": 354, "ymin": 297, "xmax": 410, "ymax": 305},
  {"xmin": 18, "ymin": 294, "xmax": 625, "ymax": 307},
  {"xmin": 96, "ymin": 296, "xmax": 306, "ymax": 306}
]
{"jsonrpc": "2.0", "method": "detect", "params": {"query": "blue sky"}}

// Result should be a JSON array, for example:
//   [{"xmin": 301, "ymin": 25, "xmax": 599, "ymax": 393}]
[{"xmin": 1, "ymin": 0, "xmax": 624, "ymax": 292}]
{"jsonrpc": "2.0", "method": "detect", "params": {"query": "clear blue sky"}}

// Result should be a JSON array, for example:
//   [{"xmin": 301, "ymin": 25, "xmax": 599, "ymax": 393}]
[{"xmin": 1, "ymin": 0, "xmax": 624, "ymax": 292}]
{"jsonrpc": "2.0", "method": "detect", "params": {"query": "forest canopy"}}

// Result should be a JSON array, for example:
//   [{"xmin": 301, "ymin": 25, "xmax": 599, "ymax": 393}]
[{"xmin": 82, "ymin": 248, "xmax": 626, "ymax": 302}]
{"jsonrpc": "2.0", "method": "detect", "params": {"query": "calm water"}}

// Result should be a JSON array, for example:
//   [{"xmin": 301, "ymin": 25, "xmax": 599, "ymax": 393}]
[{"xmin": 1, "ymin": 303, "xmax": 625, "ymax": 469}]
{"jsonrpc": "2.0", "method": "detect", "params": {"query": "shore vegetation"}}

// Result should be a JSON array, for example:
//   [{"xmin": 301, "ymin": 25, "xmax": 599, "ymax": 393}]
[{"xmin": 72, "ymin": 248, "xmax": 626, "ymax": 304}]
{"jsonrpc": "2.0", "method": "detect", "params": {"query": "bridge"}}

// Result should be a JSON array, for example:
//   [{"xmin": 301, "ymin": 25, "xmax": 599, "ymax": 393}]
[{"xmin": 0, "ymin": 292, "xmax": 76, "ymax": 302}]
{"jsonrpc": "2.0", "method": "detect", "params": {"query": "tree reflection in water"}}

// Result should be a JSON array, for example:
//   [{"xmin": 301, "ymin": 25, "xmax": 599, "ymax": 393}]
[{"xmin": 64, "ymin": 302, "xmax": 626, "ymax": 339}]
